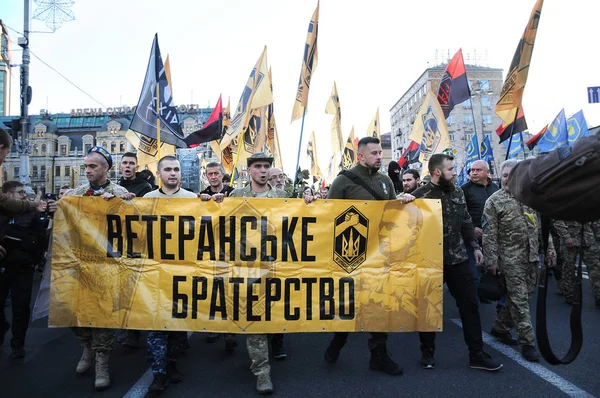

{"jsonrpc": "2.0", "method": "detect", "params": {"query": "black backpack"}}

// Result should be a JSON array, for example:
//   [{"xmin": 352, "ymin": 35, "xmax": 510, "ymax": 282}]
[{"xmin": 508, "ymin": 132, "xmax": 600, "ymax": 222}]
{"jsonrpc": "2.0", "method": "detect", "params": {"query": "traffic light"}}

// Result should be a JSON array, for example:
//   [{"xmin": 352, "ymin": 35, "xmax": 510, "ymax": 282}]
[{"xmin": 2, "ymin": 118, "xmax": 21, "ymax": 141}]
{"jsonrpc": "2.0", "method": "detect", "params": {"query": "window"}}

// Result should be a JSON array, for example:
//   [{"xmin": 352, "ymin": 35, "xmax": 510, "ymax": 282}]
[
  {"xmin": 55, "ymin": 166, "xmax": 61, "ymax": 177},
  {"xmin": 41, "ymin": 144, "xmax": 47, "ymax": 155},
  {"xmin": 449, "ymin": 133, "xmax": 455, "ymax": 141},
  {"xmin": 464, "ymin": 134, "xmax": 473, "ymax": 142},
  {"xmin": 14, "ymin": 167, "xmax": 19, "ymax": 179},
  {"xmin": 40, "ymin": 166, "xmax": 46, "ymax": 179},
  {"xmin": 463, "ymin": 98, "xmax": 472, "ymax": 109},
  {"xmin": 32, "ymin": 166, "xmax": 38, "ymax": 177},
  {"xmin": 464, "ymin": 114, "xmax": 474, "ymax": 124},
  {"xmin": 60, "ymin": 144, "xmax": 67, "ymax": 156},
  {"xmin": 477, "ymin": 80, "xmax": 490, "ymax": 91},
  {"xmin": 33, "ymin": 145, "xmax": 38, "ymax": 156},
  {"xmin": 102, "ymin": 141, "xmax": 107, "ymax": 148},
  {"xmin": 110, "ymin": 142, "xmax": 117, "ymax": 153},
  {"xmin": 65, "ymin": 166, "xmax": 71, "ymax": 177},
  {"xmin": 482, "ymin": 114, "xmax": 492, "ymax": 125},
  {"xmin": 484, "ymin": 132, "xmax": 492, "ymax": 141},
  {"xmin": 480, "ymin": 96, "xmax": 492, "ymax": 108},
  {"xmin": 119, "ymin": 141, "xmax": 126, "ymax": 153},
  {"xmin": 84, "ymin": 144, "xmax": 92, "ymax": 153},
  {"xmin": 447, "ymin": 114, "xmax": 455, "ymax": 125},
  {"xmin": 80, "ymin": 165, "xmax": 85, "ymax": 176}
]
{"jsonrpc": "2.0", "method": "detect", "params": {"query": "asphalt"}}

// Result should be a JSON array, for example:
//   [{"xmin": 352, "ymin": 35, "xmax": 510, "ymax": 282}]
[{"xmin": 0, "ymin": 271, "xmax": 598, "ymax": 398}]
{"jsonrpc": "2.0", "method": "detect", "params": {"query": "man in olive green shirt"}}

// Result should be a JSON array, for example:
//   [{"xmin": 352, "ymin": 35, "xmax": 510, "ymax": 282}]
[
  {"xmin": 229, "ymin": 152, "xmax": 287, "ymax": 395},
  {"xmin": 323, "ymin": 137, "xmax": 404, "ymax": 376}
]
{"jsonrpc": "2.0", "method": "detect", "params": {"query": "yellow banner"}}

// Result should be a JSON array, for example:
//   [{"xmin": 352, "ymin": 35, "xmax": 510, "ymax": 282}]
[{"xmin": 49, "ymin": 197, "xmax": 443, "ymax": 333}]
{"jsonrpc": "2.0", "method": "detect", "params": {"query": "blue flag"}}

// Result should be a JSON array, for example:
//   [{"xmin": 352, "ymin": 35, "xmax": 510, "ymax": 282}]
[
  {"xmin": 567, "ymin": 110, "xmax": 589, "ymax": 145},
  {"xmin": 465, "ymin": 134, "xmax": 480, "ymax": 169},
  {"xmin": 457, "ymin": 166, "xmax": 469, "ymax": 186},
  {"xmin": 504, "ymin": 131, "xmax": 525, "ymax": 159},
  {"xmin": 537, "ymin": 109, "xmax": 567, "ymax": 152},
  {"xmin": 480, "ymin": 135, "xmax": 494, "ymax": 163}
]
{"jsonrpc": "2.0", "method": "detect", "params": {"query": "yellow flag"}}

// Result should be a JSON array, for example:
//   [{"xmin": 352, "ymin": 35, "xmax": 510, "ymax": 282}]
[
  {"xmin": 495, "ymin": 0, "xmax": 543, "ymax": 127},
  {"xmin": 325, "ymin": 81, "xmax": 343, "ymax": 153},
  {"xmin": 408, "ymin": 91, "xmax": 451, "ymax": 166},
  {"xmin": 235, "ymin": 108, "xmax": 265, "ymax": 171},
  {"xmin": 220, "ymin": 47, "xmax": 273, "ymax": 150},
  {"xmin": 307, "ymin": 131, "xmax": 322, "ymax": 178},
  {"xmin": 265, "ymin": 106, "xmax": 283, "ymax": 169},
  {"xmin": 164, "ymin": 55, "xmax": 173, "ymax": 95},
  {"xmin": 340, "ymin": 127, "xmax": 357, "ymax": 170},
  {"xmin": 291, "ymin": 1, "xmax": 319, "ymax": 122},
  {"xmin": 366, "ymin": 108, "xmax": 380, "ymax": 140},
  {"xmin": 125, "ymin": 130, "xmax": 176, "ymax": 167}
]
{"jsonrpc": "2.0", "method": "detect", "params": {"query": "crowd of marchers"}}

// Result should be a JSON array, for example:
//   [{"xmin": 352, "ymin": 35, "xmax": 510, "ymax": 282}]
[{"xmin": 1, "ymin": 129, "xmax": 599, "ymax": 396}]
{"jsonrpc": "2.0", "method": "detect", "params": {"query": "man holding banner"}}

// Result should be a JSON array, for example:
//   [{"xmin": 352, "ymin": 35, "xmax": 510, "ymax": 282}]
[
  {"xmin": 322, "ymin": 137, "xmax": 404, "ymax": 376},
  {"xmin": 412, "ymin": 154, "xmax": 502, "ymax": 372},
  {"xmin": 229, "ymin": 152, "xmax": 288, "ymax": 395},
  {"xmin": 63, "ymin": 146, "xmax": 130, "ymax": 391}
]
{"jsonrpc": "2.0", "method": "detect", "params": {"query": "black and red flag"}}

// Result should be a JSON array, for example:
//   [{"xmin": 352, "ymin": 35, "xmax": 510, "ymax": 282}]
[
  {"xmin": 184, "ymin": 95, "xmax": 223, "ymax": 148},
  {"xmin": 526, "ymin": 124, "xmax": 547, "ymax": 150},
  {"xmin": 437, "ymin": 49, "xmax": 471, "ymax": 119},
  {"xmin": 496, "ymin": 107, "xmax": 527, "ymax": 143},
  {"xmin": 398, "ymin": 140, "xmax": 420, "ymax": 169}
]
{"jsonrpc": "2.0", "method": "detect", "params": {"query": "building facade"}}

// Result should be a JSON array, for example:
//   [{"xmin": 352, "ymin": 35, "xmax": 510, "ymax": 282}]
[
  {"xmin": 0, "ymin": 105, "xmax": 214, "ymax": 194},
  {"xmin": 390, "ymin": 64, "xmax": 533, "ymax": 176},
  {"xmin": 0, "ymin": 20, "xmax": 12, "ymax": 116}
]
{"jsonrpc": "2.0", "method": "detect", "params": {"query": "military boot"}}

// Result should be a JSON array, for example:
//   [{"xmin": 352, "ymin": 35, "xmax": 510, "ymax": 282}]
[
  {"xmin": 369, "ymin": 346, "xmax": 404, "ymax": 375},
  {"xmin": 76, "ymin": 343, "xmax": 93, "ymax": 374},
  {"xmin": 256, "ymin": 373, "xmax": 274, "ymax": 395},
  {"xmin": 324, "ymin": 336, "xmax": 346, "ymax": 363},
  {"xmin": 94, "ymin": 352, "xmax": 111, "ymax": 390}
]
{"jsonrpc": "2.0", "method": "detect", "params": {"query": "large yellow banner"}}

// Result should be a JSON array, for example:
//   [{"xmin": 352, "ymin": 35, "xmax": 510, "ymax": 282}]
[{"xmin": 49, "ymin": 197, "xmax": 443, "ymax": 333}]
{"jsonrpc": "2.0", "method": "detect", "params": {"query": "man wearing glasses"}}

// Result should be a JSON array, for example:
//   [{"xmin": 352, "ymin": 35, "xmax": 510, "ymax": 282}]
[{"xmin": 267, "ymin": 167, "xmax": 286, "ymax": 190}]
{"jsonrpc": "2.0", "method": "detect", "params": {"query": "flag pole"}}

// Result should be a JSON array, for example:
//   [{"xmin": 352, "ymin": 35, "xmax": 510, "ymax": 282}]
[
  {"xmin": 292, "ymin": 108, "xmax": 307, "ymax": 194},
  {"xmin": 504, "ymin": 107, "xmax": 520, "ymax": 160},
  {"xmin": 156, "ymin": 82, "xmax": 161, "ymax": 162},
  {"xmin": 231, "ymin": 131, "xmax": 244, "ymax": 186}
]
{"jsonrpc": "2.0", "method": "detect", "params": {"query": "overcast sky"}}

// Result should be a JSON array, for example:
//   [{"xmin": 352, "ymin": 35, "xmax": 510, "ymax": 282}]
[{"xmin": 3, "ymin": 0, "xmax": 599, "ymax": 173}]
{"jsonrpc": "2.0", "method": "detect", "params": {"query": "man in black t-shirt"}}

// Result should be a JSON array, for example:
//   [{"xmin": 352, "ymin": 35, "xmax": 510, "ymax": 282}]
[{"xmin": 199, "ymin": 162, "xmax": 234, "ymax": 200}]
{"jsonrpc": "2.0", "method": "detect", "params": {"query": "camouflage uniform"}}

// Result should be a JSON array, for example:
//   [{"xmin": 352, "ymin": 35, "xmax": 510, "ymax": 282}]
[
  {"xmin": 555, "ymin": 221, "xmax": 600, "ymax": 303},
  {"xmin": 66, "ymin": 181, "xmax": 128, "ymax": 353},
  {"xmin": 412, "ymin": 182, "xmax": 484, "ymax": 354},
  {"xmin": 147, "ymin": 331, "xmax": 187, "ymax": 375},
  {"xmin": 553, "ymin": 221, "xmax": 598, "ymax": 302},
  {"xmin": 229, "ymin": 183, "xmax": 287, "ymax": 376},
  {"xmin": 482, "ymin": 189, "xmax": 554, "ymax": 346}
]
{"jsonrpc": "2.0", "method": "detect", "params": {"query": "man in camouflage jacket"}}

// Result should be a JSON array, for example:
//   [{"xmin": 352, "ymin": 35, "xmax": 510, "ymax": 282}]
[{"xmin": 483, "ymin": 159, "xmax": 556, "ymax": 362}]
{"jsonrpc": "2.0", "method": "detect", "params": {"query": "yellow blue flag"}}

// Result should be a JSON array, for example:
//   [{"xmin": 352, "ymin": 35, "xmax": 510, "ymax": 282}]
[
  {"xmin": 504, "ymin": 131, "xmax": 525, "ymax": 158},
  {"xmin": 567, "ymin": 110, "xmax": 589, "ymax": 145},
  {"xmin": 537, "ymin": 108, "xmax": 567, "ymax": 152}
]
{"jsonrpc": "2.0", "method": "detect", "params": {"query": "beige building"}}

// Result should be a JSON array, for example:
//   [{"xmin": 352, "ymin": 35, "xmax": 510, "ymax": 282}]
[
  {"xmin": 0, "ymin": 107, "xmax": 214, "ymax": 194},
  {"xmin": 0, "ymin": 20, "xmax": 12, "ymax": 116},
  {"xmin": 390, "ymin": 64, "xmax": 532, "ymax": 177}
]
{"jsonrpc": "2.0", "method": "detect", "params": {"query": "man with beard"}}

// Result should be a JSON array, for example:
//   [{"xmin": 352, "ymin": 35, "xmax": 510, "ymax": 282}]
[
  {"xmin": 117, "ymin": 152, "xmax": 152, "ymax": 349},
  {"xmin": 142, "ymin": 155, "xmax": 203, "ymax": 394},
  {"xmin": 411, "ymin": 154, "xmax": 502, "ymax": 372},
  {"xmin": 267, "ymin": 167, "xmax": 286, "ymax": 191},
  {"xmin": 323, "ymin": 137, "xmax": 404, "ymax": 376},
  {"xmin": 63, "ymin": 146, "xmax": 130, "ymax": 390},
  {"xmin": 229, "ymin": 152, "xmax": 288, "ymax": 395},
  {"xmin": 402, "ymin": 169, "xmax": 421, "ymax": 194}
]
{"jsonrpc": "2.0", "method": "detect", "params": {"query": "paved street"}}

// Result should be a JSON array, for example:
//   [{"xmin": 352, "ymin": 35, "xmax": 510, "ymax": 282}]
[{"xmin": 1, "ymin": 271, "xmax": 598, "ymax": 397}]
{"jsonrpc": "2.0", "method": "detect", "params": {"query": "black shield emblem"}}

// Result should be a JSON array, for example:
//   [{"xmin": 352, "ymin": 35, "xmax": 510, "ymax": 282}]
[{"xmin": 333, "ymin": 206, "xmax": 368, "ymax": 274}]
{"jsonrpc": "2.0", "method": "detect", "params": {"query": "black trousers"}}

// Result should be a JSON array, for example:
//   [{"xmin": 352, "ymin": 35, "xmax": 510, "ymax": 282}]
[
  {"xmin": 0, "ymin": 267, "xmax": 35, "ymax": 347},
  {"xmin": 419, "ymin": 260, "xmax": 483, "ymax": 354}
]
